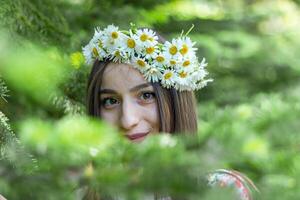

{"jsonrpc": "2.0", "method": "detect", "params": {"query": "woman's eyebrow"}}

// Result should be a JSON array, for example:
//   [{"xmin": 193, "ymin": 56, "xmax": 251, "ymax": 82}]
[
  {"xmin": 129, "ymin": 83, "xmax": 151, "ymax": 92},
  {"xmin": 99, "ymin": 89, "xmax": 116, "ymax": 94},
  {"xmin": 99, "ymin": 83, "xmax": 151, "ymax": 94}
]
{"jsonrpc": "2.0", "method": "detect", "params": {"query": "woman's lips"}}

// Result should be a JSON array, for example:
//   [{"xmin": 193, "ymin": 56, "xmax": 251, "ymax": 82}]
[{"xmin": 125, "ymin": 132, "xmax": 149, "ymax": 141}]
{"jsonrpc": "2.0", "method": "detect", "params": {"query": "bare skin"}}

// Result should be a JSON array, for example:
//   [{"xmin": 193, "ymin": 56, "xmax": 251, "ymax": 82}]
[
  {"xmin": 99, "ymin": 63, "xmax": 159, "ymax": 142},
  {"xmin": 0, "ymin": 194, "xmax": 6, "ymax": 200}
]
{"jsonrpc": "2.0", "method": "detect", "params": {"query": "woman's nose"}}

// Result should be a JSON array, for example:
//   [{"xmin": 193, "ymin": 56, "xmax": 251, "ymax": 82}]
[{"xmin": 120, "ymin": 98, "xmax": 139, "ymax": 130}]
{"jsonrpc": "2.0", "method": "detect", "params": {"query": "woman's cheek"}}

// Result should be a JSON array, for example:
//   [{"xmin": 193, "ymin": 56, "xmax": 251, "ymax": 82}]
[
  {"xmin": 143, "ymin": 102, "xmax": 159, "ymax": 132},
  {"xmin": 100, "ymin": 109, "xmax": 120, "ymax": 125}
]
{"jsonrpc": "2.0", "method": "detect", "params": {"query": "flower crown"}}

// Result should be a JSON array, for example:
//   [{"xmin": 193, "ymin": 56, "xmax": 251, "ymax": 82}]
[{"xmin": 82, "ymin": 24, "xmax": 212, "ymax": 91}]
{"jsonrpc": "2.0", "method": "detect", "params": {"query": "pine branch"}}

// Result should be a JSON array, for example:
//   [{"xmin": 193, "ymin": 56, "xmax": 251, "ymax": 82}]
[
  {"xmin": 0, "ymin": 78, "xmax": 9, "ymax": 102},
  {"xmin": 0, "ymin": 79, "xmax": 36, "ymax": 175},
  {"xmin": 52, "ymin": 95, "xmax": 85, "ymax": 115}
]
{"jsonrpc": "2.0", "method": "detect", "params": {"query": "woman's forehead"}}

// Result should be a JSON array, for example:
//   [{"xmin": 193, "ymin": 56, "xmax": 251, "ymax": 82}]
[{"xmin": 101, "ymin": 62, "xmax": 149, "ymax": 90}]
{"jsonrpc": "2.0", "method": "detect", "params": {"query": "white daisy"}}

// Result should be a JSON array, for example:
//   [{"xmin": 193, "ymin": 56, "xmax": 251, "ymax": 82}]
[
  {"xmin": 133, "ymin": 29, "xmax": 158, "ymax": 49},
  {"xmin": 189, "ymin": 58, "xmax": 212, "ymax": 90},
  {"xmin": 82, "ymin": 42, "xmax": 94, "ymax": 65},
  {"xmin": 190, "ymin": 58, "xmax": 208, "ymax": 76},
  {"xmin": 161, "ymin": 69, "xmax": 176, "ymax": 88},
  {"xmin": 93, "ymin": 27, "xmax": 104, "ymax": 40},
  {"xmin": 163, "ymin": 38, "xmax": 181, "ymax": 58},
  {"xmin": 131, "ymin": 56, "xmax": 150, "ymax": 73},
  {"xmin": 82, "ymin": 37, "xmax": 106, "ymax": 64},
  {"xmin": 91, "ymin": 27, "xmax": 108, "ymax": 56},
  {"xmin": 144, "ymin": 67, "xmax": 162, "ymax": 83},
  {"xmin": 163, "ymin": 51, "xmax": 181, "ymax": 69},
  {"xmin": 177, "ymin": 36, "xmax": 197, "ymax": 57},
  {"xmin": 143, "ymin": 44, "xmax": 159, "ymax": 60},
  {"xmin": 176, "ymin": 54, "xmax": 197, "ymax": 73},
  {"xmin": 109, "ymin": 47, "xmax": 129, "ymax": 63},
  {"xmin": 153, "ymin": 53, "xmax": 167, "ymax": 67},
  {"xmin": 104, "ymin": 36, "xmax": 128, "ymax": 59},
  {"xmin": 102, "ymin": 25, "xmax": 126, "ymax": 52},
  {"xmin": 193, "ymin": 67, "xmax": 209, "ymax": 82},
  {"xmin": 123, "ymin": 33, "xmax": 137, "ymax": 57},
  {"xmin": 174, "ymin": 70, "xmax": 193, "ymax": 91}
]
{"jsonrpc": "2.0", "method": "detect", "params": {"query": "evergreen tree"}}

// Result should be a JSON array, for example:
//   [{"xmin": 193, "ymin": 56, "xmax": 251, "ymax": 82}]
[{"xmin": 1, "ymin": 0, "xmax": 300, "ymax": 199}]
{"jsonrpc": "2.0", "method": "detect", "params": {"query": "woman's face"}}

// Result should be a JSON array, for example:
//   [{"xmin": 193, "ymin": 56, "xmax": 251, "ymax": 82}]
[{"xmin": 99, "ymin": 62, "xmax": 160, "ymax": 142}]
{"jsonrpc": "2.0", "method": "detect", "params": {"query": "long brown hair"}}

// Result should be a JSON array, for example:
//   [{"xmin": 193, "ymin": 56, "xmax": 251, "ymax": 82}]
[{"xmin": 86, "ymin": 59, "xmax": 197, "ymax": 134}]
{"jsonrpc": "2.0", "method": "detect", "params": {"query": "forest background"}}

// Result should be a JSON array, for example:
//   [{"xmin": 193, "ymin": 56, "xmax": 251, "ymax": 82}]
[{"xmin": 0, "ymin": 0, "xmax": 300, "ymax": 199}]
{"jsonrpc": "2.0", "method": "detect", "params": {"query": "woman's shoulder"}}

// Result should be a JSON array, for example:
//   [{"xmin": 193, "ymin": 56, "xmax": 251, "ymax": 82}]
[
  {"xmin": 0, "ymin": 194, "xmax": 7, "ymax": 200},
  {"xmin": 207, "ymin": 169, "xmax": 259, "ymax": 200}
]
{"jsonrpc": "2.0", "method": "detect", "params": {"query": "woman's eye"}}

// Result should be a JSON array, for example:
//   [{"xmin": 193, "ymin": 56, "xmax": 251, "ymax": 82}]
[
  {"xmin": 140, "ymin": 92, "xmax": 155, "ymax": 102},
  {"xmin": 101, "ymin": 98, "xmax": 119, "ymax": 108}
]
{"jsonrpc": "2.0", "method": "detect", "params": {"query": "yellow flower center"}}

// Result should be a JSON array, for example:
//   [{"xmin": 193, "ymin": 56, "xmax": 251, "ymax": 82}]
[
  {"xmin": 164, "ymin": 72, "xmax": 173, "ymax": 80},
  {"xmin": 156, "ymin": 56, "xmax": 165, "ymax": 62},
  {"xmin": 179, "ymin": 71, "xmax": 187, "ymax": 78},
  {"xmin": 170, "ymin": 60, "xmax": 176, "ymax": 65},
  {"xmin": 92, "ymin": 47, "xmax": 99, "ymax": 57},
  {"xmin": 137, "ymin": 60, "xmax": 146, "ymax": 67},
  {"xmin": 114, "ymin": 50, "xmax": 120, "ymax": 57},
  {"xmin": 111, "ymin": 31, "xmax": 118, "ymax": 39},
  {"xmin": 169, "ymin": 45, "xmax": 178, "ymax": 55},
  {"xmin": 180, "ymin": 44, "xmax": 188, "ymax": 55},
  {"xmin": 140, "ymin": 34, "xmax": 148, "ymax": 41},
  {"xmin": 127, "ymin": 38, "xmax": 135, "ymax": 48},
  {"xmin": 146, "ymin": 46, "xmax": 155, "ymax": 54},
  {"xmin": 183, "ymin": 60, "xmax": 190, "ymax": 67}
]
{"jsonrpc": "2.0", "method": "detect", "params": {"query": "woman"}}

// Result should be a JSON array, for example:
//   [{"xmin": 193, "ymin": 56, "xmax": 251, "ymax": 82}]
[
  {"xmin": 86, "ymin": 26, "xmax": 202, "ymax": 138},
  {"xmin": 84, "ymin": 25, "xmax": 257, "ymax": 199},
  {"xmin": 87, "ymin": 61, "xmax": 197, "ymax": 141}
]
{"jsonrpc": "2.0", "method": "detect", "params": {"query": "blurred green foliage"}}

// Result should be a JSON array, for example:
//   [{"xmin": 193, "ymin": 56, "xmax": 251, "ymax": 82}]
[{"xmin": 1, "ymin": 0, "xmax": 300, "ymax": 199}]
